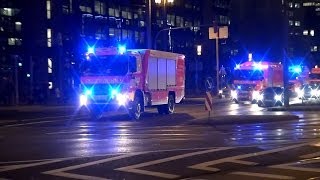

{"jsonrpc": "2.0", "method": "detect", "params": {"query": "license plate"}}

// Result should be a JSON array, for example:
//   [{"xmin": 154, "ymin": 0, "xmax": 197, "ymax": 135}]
[{"xmin": 94, "ymin": 95, "xmax": 108, "ymax": 100}]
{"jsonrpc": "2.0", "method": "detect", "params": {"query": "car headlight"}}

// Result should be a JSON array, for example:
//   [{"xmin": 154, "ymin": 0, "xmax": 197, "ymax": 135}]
[
  {"xmin": 116, "ymin": 93, "xmax": 129, "ymax": 106},
  {"xmin": 80, "ymin": 94, "xmax": 88, "ymax": 106},
  {"xmin": 252, "ymin": 91, "xmax": 259, "ymax": 100},
  {"xmin": 311, "ymin": 89, "xmax": 317, "ymax": 96},
  {"xmin": 231, "ymin": 90, "xmax": 237, "ymax": 99},
  {"xmin": 219, "ymin": 90, "xmax": 223, "ymax": 94},
  {"xmin": 257, "ymin": 94, "xmax": 263, "ymax": 101},
  {"xmin": 274, "ymin": 95, "xmax": 282, "ymax": 101},
  {"xmin": 295, "ymin": 87, "xmax": 300, "ymax": 93},
  {"xmin": 297, "ymin": 89, "xmax": 304, "ymax": 98}
]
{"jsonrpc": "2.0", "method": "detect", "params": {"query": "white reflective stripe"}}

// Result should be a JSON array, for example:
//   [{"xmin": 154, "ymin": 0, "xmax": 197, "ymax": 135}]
[{"xmin": 231, "ymin": 172, "xmax": 294, "ymax": 179}]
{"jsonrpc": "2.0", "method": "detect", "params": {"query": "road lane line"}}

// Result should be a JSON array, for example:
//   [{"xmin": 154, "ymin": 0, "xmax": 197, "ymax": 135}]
[
  {"xmin": 4, "ymin": 117, "xmax": 87, "ymax": 127},
  {"xmin": 43, "ymin": 153, "xmax": 145, "ymax": 180},
  {"xmin": 116, "ymin": 147, "xmax": 233, "ymax": 179},
  {"xmin": 189, "ymin": 142, "xmax": 310, "ymax": 172},
  {"xmin": 230, "ymin": 172, "xmax": 295, "ymax": 179},
  {"xmin": 4, "ymin": 115, "xmax": 81, "ymax": 122},
  {"xmin": 300, "ymin": 151, "xmax": 320, "ymax": 159},
  {"xmin": 270, "ymin": 159, "xmax": 320, "ymax": 173},
  {"xmin": 0, "ymin": 159, "xmax": 64, "ymax": 172},
  {"xmin": 229, "ymin": 160, "xmax": 258, "ymax": 165}
]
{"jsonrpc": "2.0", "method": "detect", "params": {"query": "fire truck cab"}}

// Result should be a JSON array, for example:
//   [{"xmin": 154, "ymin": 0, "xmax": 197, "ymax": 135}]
[
  {"xmin": 231, "ymin": 60, "xmax": 283, "ymax": 103},
  {"xmin": 79, "ymin": 46, "xmax": 185, "ymax": 120}
]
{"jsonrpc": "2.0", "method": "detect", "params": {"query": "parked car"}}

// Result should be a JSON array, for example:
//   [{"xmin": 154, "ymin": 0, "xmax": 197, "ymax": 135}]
[{"xmin": 257, "ymin": 87, "xmax": 284, "ymax": 107}]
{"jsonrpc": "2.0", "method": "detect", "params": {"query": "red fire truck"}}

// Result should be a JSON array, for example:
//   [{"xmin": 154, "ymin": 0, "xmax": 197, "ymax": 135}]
[
  {"xmin": 231, "ymin": 60, "xmax": 283, "ymax": 103},
  {"xmin": 79, "ymin": 46, "xmax": 185, "ymax": 120}
]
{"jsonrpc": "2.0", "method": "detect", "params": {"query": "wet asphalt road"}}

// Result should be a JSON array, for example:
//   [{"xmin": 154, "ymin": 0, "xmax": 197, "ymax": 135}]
[{"xmin": 0, "ymin": 99, "xmax": 319, "ymax": 179}]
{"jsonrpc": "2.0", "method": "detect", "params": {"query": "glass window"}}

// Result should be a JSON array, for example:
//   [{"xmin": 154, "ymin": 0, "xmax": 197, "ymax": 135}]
[
  {"xmin": 310, "ymin": 30, "xmax": 315, "ymax": 36},
  {"xmin": 8, "ymin": 38, "xmax": 15, "ymax": 45},
  {"xmin": 48, "ymin": 58, "xmax": 53, "ymax": 73},
  {"xmin": 47, "ymin": 29, "xmax": 52, "ymax": 47},
  {"xmin": 294, "ymin": 21, "xmax": 300, "ymax": 26},
  {"xmin": 109, "ymin": 8, "xmax": 115, "ymax": 16},
  {"xmin": 289, "ymin": 20, "xmax": 293, "ymax": 26},
  {"xmin": 289, "ymin": 2, "xmax": 293, "ymax": 8},
  {"xmin": 94, "ymin": 0, "xmax": 106, "ymax": 15},
  {"xmin": 46, "ymin": 0, "xmax": 51, "ymax": 19},
  {"xmin": 109, "ymin": 28, "xmax": 115, "ymax": 36},
  {"xmin": 115, "ymin": 9, "xmax": 120, "ymax": 17},
  {"xmin": 15, "ymin": 22, "xmax": 22, "ymax": 32},
  {"xmin": 294, "ymin": 3, "xmax": 300, "ymax": 8},
  {"xmin": 303, "ymin": 30, "xmax": 308, "ymax": 35}
]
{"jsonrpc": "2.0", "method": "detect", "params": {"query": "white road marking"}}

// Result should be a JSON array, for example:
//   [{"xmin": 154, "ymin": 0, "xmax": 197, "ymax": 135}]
[
  {"xmin": 43, "ymin": 153, "xmax": 145, "ymax": 180},
  {"xmin": 300, "ymin": 151, "xmax": 320, "ymax": 159},
  {"xmin": 5, "ymin": 115, "xmax": 80, "ymax": 122},
  {"xmin": 4, "ymin": 116, "xmax": 87, "ymax": 127},
  {"xmin": 270, "ymin": 159, "xmax": 320, "ymax": 173},
  {"xmin": 230, "ymin": 171, "xmax": 295, "ymax": 179},
  {"xmin": 116, "ymin": 147, "xmax": 233, "ymax": 179},
  {"xmin": 189, "ymin": 142, "xmax": 309, "ymax": 172},
  {"xmin": 0, "ymin": 159, "xmax": 64, "ymax": 172},
  {"xmin": 229, "ymin": 160, "xmax": 258, "ymax": 165}
]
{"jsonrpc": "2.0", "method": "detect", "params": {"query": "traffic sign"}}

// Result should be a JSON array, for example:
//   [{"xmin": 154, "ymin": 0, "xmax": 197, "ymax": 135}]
[
  {"xmin": 205, "ymin": 77, "xmax": 214, "ymax": 91},
  {"xmin": 205, "ymin": 91, "xmax": 213, "ymax": 111}
]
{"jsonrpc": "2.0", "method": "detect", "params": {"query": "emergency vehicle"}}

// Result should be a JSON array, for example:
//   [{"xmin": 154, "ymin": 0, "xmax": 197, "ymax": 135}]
[
  {"xmin": 231, "ymin": 60, "xmax": 283, "ymax": 103},
  {"xmin": 297, "ymin": 66, "xmax": 320, "ymax": 100},
  {"xmin": 79, "ymin": 46, "xmax": 185, "ymax": 120}
]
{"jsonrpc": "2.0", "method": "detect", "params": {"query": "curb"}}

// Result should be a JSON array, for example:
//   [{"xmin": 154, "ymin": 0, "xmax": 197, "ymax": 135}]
[
  {"xmin": 268, "ymin": 106, "xmax": 320, "ymax": 111},
  {"xmin": 190, "ymin": 115, "xmax": 300, "ymax": 125}
]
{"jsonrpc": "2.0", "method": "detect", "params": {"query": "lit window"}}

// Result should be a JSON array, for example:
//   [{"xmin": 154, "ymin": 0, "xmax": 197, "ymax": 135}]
[
  {"xmin": 303, "ymin": 30, "xmax": 308, "ymax": 35},
  {"xmin": 8, "ymin": 38, "xmax": 15, "ymax": 45},
  {"xmin": 294, "ymin": 21, "xmax": 300, "ymax": 26},
  {"xmin": 48, "ymin": 58, "xmax": 53, "ymax": 73},
  {"xmin": 15, "ymin": 22, "xmax": 22, "ymax": 32},
  {"xmin": 108, "ymin": 8, "xmax": 115, "ymax": 16},
  {"xmin": 310, "ymin": 30, "xmax": 315, "ymax": 36},
  {"xmin": 48, "ymin": 82, "xmax": 53, "ymax": 89},
  {"xmin": 80, "ymin": 6, "xmax": 92, "ymax": 13},
  {"xmin": 311, "ymin": 46, "xmax": 318, "ymax": 52},
  {"xmin": 47, "ymin": 29, "xmax": 52, "ymax": 47},
  {"xmin": 8, "ymin": 38, "xmax": 22, "ymax": 46},
  {"xmin": 289, "ymin": 20, "xmax": 293, "ymax": 26},
  {"xmin": 94, "ymin": 0, "xmax": 106, "ymax": 15},
  {"xmin": 289, "ymin": 2, "xmax": 293, "ymax": 8},
  {"xmin": 295, "ymin": 3, "xmax": 300, "ymax": 8},
  {"xmin": 2, "ymin": 8, "xmax": 13, "ymax": 16},
  {"xmin": 109, "ymin": 28, "xmax": 115, "ymax": 36},
  {"xmin": 46, "ymin": 0, "xmax": 51, "ymax": 19}
]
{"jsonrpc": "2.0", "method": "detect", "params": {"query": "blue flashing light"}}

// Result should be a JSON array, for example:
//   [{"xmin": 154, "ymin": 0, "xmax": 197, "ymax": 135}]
[
  {"xmin": 87, "ymin": 46, "xmax": 95, "ymax": 54},
  {"xmin": 111, "ymin": 89, "xmax": 119, "ymax": 98},
  {"xmin": 118, "ymin": 45, "xmax": 126, "ymax": 54},
  {"xmin": 85, "ymin": 89, "xmax": 92, "ymax": 96},
  {"xmin": 237, "ymin": 85, "xmax": 241, "ymax": 90},
  {"xmin": 290, "ymin": 65, "xmax": 302, "ymax": 73},
  {"xmin": 235, "ymin": 64, "xmax": 240, "ymax": 69}
]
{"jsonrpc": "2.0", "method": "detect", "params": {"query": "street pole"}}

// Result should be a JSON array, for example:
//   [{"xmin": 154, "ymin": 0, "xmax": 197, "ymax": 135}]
[
  {"xmin": 216, "ymin": 30, "xmax": 220, "ymax": 93},
  {"xmin": 283, "ymin": 0, "xmax": 289, "ymax": 107},
  {"xmin": 146, "ymin": 0, "xmax": 152, "ymax": 49},
  {"xmin": 14, "ymin": 56, "xmax": 19, "ymax": 105},
  {"xmin": 30, "ymin": 56, "xmax": 33, "ymax": 103}
]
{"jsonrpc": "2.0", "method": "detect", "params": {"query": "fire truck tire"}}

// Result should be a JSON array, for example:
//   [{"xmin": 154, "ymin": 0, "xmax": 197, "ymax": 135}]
[
  {"xmin": 129, "ymin": 96, "xmax": 142, "ymax": 120},
  {"xmin": 164, "ymin": 94, "xmax": 175, "ymax": 114}
]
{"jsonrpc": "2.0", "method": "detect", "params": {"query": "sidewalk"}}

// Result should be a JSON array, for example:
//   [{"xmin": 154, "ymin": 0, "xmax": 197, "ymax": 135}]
[
  {"xmin": 190, "ymin": 115, "xmax": 300, "ymax": 126},
  {"xmin": 268, "ymin": 104, "xmax": 320, "ymax": 111}
]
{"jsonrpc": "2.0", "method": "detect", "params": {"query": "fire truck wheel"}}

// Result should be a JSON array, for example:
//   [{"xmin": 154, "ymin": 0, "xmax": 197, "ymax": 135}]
[
  {"xmin": 129, "ymin": 97, "xmax": 142, "ymax": 120},
  {"xmin": 165, "ymin": 95, "xmax": 175, "ymax": 114}
]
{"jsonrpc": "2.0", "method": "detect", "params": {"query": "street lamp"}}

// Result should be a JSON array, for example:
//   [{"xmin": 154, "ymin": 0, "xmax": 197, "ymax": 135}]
[{"xmin": 154, "ymin": 0, "xmax": 174, "ymax": 51}]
